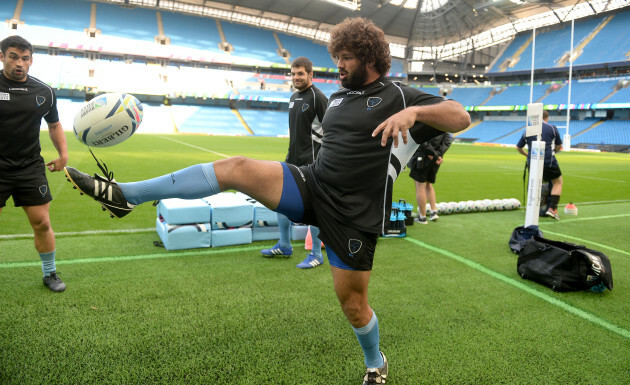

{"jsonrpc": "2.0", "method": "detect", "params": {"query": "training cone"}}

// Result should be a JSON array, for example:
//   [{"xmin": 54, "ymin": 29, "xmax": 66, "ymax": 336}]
[
  {"xmin": 564, "ymin": 202, "xmax": 578, "ymax": 215},
  {"xmin": 305, "ymin": 227, "xmax": 313, "ymax": 250}
]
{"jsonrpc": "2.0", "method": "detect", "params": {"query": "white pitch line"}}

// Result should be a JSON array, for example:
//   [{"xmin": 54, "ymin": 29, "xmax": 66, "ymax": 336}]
[
  {"xmin": 158, "ymin": 136, "xmax": 231, "ymax": 158},
  {"xmin": 571, "ymin": 174, "xmax": 627, "ymax": 183},
  {"xmin": 1, "ymin": 228, "xmax": 156, "ymax": 240}
]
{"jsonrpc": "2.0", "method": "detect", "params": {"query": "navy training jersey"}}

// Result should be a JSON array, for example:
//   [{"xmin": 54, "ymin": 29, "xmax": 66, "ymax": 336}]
[
  {"xmin": 0, "ymin": 72, "xmax": 59, "ymax": 175},
  {"xmin": 306, "ymin": 77, "xmax": 446, "ymax": 234},
  {"xmin": 516, "ymin": 121, "xmax": 562, "ymax": 168},
  {"xmin": 286, "ymin": 85, "xmax": 327, "ymax": 166}
]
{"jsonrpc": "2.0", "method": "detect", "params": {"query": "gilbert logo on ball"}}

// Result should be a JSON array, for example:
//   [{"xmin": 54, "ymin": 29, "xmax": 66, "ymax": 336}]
[{"xmin": 73, "ymin": 93, "xmax": 143, "ymax": 147}]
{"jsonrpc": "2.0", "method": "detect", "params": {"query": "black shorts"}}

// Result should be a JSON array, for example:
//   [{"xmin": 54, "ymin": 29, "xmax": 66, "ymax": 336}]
[
  {"xmin": 0, "ymin": 170, "xmax": 52, "ymax": 208},
  {"xmin": 543, "ymin": 164, "xmax": 562, "ymax": 182},
  {"xmin": 286, "ymin": 164, "xmax": 378, "ymax": 271},
  {"xmin": 409, "ymin": 162, "xmax": 440, "ymax": 184}
]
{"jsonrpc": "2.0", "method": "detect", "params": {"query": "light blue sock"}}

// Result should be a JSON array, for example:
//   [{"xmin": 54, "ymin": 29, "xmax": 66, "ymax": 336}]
[
  {"xmin": 310, "ymin": 225, "xmax": 322, "ymax": 257},
  {"xmin": 277, "ymin": 213, "xmax": 292, "ymax": 249},
  {"xmin": 39, "ymin": 251, "xmax": 56, "ymax": 277},
  {"xmin": 353, "ymin": 311, "xmax": 383, "ymax": 368},
  {"xmin": 119, "ymin": 163, "xmax": 220, "ymax": 205}
]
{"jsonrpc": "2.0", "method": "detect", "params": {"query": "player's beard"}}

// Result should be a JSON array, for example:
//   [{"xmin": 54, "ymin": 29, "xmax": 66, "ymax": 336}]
[{"xmin": 341, "ymin": 62, "xmax": 368, "ymax": 89}]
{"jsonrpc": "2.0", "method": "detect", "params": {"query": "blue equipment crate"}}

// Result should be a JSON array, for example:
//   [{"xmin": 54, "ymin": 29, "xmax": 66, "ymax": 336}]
[
  {"xmin": 211, "ymin": 228, "xmax": 252, "ymax": 247},
  {"xmin": 157, "ymin": 198, "xmax": 211, "ymax": 225},
  {"xmin": 203, "ymin": 192, "xmax": 254, "ymax": 230},
  {"xmin": 156, "ymin": 218, "xmax": 211, "ymax": 250}
]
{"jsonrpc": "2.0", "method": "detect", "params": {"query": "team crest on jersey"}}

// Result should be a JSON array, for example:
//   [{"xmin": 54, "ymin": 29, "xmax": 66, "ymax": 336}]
[
  {"xmin": 0, "ymin": 92, "xmax": 9, "ymax": 101},
  {"xmin": 367, "ymin": 97, "xmax": 382, "ymax": 109},
  {"xmin": 348, "ymin": 239, "xmax": 363, "ymax": 255},
  {"xmin": 36, "ymin": 95, "xmax": 46, "ymax": 106},
  {"xmin": 39, "ymin": 185, "xmax": 48, "ymax": 197},
  {"xmin": 330, "ymin": 98, "xmax": 344, "ymax": 108},
  {"xmin": 302, "ymin": 103, "xmax": 310, "ymax": 112}
]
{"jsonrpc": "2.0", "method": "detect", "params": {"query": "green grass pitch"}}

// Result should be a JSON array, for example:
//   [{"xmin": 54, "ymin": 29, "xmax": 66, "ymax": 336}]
[{"xmin": 1, "ymin": 132, "xmax": 629, "ymax": 384}]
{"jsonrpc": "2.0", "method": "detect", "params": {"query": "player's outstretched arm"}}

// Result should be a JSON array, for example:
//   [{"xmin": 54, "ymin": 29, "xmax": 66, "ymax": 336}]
[{"xmin": 373, "ymin": 100, "xmax": 470, "ymax": 147}]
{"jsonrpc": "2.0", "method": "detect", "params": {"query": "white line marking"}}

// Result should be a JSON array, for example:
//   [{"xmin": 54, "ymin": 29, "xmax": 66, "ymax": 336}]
[
  {"xmin": 158, "ymin": 136, "xmax": 231, "ymax": 158},
  {"xmin": 0, "ymin": 228, "xmax": 156, "ymax": 240},
  {"xmin": 571, "ymin": 174, "xmax": 627, "ymax": 183}
]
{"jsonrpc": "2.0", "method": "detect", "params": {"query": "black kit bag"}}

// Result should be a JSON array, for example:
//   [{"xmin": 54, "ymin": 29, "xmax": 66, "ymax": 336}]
[
  {"xmin": 517, "ymin": 236, "xmax": 613, "ymax": 292},
  {"xmin": 509, "ymin": 225, "xmax": 543, "ymax": 254}
]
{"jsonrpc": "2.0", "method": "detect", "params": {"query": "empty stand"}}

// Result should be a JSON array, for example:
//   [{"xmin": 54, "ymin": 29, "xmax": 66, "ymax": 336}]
[
  {"xmin": 575, "ymin": 10, "xmax": 630, "ymax": 66},
  {"xmin": 485, "ymin": 84, "xmax": 547, "ymax": 106},
  {"xmin": 449, "ymin": 87, "xmax": 493, "ymax": 106},
  {"xmin": 95, "ymin": 2, "xmax": 158, "ymax": 42},
  {"xmin": 572, "ymin": 120, "xmax": 630, "ymax": 145},
  {"xmin": 221, "ymin": 21, "xmax": 283, "ymax": 63},
  {"xmin": 160, "ymin": 11, "xmax": 222, "ymax": 53},
  {"xmin": 20, "ymin": 0, "xmax": 91, "ymax": 33},
  {"xmin": 239, "ymin": 109, "xmax": 289, "ymax": 136},
  {"xmin": 173, "ymin": 105, "xmax": 249, "ymax": 136},
  {"xmin": 457, "ymin": 121, "xmax": 525, "ymax": 143},
  {"xmin": 277, "ymin": 33, "xmax": 334, "ymax": 69}
]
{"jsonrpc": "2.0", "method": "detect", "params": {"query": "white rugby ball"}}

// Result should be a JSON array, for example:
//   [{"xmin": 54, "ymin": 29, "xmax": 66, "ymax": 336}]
[{"xmin": 73, "ymin": 93, "xmax": 143, "ymax": 147}]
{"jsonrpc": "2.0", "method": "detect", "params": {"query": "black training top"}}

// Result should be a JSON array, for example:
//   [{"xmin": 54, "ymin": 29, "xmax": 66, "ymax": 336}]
[
  {"xmin": 516, "ymin": 121, "xmax": 562, "ymax": 168},
  {"xmin": 0, "ymin": 72, "xmax": 59, "ymax": 175},
  {"xmin": 286, "ymin": 84, "xmax": 327, "ymax": 166},
  {"xmin": 306, "ymin": 77, "xmax": 446, "ymax": 234}
]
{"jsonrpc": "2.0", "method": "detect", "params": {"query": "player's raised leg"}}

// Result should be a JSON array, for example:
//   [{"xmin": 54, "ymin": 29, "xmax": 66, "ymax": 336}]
[{"xmin": 64, "ymin": 156, "xmax": 284, "ymax": 218}]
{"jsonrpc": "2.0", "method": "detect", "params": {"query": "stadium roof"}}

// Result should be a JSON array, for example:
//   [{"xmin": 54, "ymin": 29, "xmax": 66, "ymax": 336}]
[
  {"xmin": 105, "ymin": 0, "xmax": 630, "ymax": 61},
  {"xmin": 170, "ymin": 1, "xmax": 626, "ymax": 46}
]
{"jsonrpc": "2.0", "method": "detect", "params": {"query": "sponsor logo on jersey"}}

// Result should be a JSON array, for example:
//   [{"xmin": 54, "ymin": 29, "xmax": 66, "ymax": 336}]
[
  {"xmin": 302, "ymin": 103, "xmax": 310, "ymax": 112},
  {"xmin": 330, "ymin": 98, "xmax": 343, "ymax": 107},
  {"xmin": 348, "ymin": 239, "xmax": 362, "ymax": 254},
  {"xmin": 36, "ymin": 95, "xmax": 46, "ymax": 106},
  {"xmin": 0, "ymin": 92, "xmax": 9, "ymax": 101},
  {"xmin": 9, "ymin": 87, "xmax": 27, "ymax": 91},
  {"xmin": 295, "ymin": 166, "xmax": 306, "ymax": 182},
  {"xmin": 367, "ymin": 97, "xmax": 382, "ymax": 109},
  {"xmin": 347, "ymin": 90, "xmax": 363, "ymax": 95}
]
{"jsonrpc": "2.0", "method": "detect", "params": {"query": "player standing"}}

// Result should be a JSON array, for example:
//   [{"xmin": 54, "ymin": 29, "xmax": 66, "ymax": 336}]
[
  {"xmin": 0, "ymin": 35, "xmax": 68, "ymax": 292},
  {"xmin": 260, "ymin": 57, "xmax": 328, "ymax": 269}
]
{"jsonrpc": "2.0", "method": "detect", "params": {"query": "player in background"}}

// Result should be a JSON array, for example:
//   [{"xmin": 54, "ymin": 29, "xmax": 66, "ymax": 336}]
[
  {"xmin": 408, "ymin": 132, "xmax": 452, "ymax": 224},
  {"xmin": 516, "ymin": 110, "xmax": 563, "ymax": 220},
  {"xmin": 0, "ymin": 35, "xmax": 68, "ymax": 292},
  {"xmin": 260, "ymin": 57, "xmax": 327, "ymax": 269},
  {"xmin": 64, "ymin": 18, "xmax": 470, "ymax": 384}
]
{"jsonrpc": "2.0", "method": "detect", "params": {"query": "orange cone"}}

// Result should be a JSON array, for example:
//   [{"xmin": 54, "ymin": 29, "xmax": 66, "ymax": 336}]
[
  {"xmin": 305, "ymin": 227, "xmax": 312, "ymax": 250},
  {"xmin": 564, "ymin": 202, "xmax": 578, "ymax": 215}
]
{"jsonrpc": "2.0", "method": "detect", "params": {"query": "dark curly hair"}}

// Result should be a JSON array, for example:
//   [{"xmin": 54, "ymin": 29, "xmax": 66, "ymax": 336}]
[{"xmin": 328, "ymin": 17, "xmax": 391, "ymax": 76}]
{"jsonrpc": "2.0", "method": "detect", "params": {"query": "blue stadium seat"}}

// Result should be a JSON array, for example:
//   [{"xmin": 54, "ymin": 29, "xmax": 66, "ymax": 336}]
[
  {"xmin": 606, "ymin": 85, "xmax": 630, "ymax": 104},
  {"xmin": 277, "ymin": 33, "xmax": 334, "ymax": 69},
  {"xmin": 573, "ymin": 120, "xmax": 630, "ymax": 145},
  {"xmin": 221, "ymin": 21, "xmax": 283, "ymax": 63},
  {"xmin": 175, "ymin": 105, "xmax": 249, "ymax": 136},
  {"xmin": 449, "ymin": 87, "xmax": 493, "ymax": 106},
  {"xmin": 239, "ymin": 109, "xmax": 289, "ymax": 136},
  {"xmin": 161, "ymin": 11, "xmax": 222, "ymax": 53},
  {"xmin": 96, "ymin": 2, "xmax": 158, "ymax": 42},
  {"xmin": 20, "ymin": 0, "xmax": 91, "ymax": 32},
  {"xmin": 458, "ymin": 121, "xmax": 525, "ymax": 143},
  {"xmin": 575, "ymin": 10, "xmax": 630, "ymax": 66},
  {"xmin": 389, "ymin": 59, "xmax": 406, "ymax": 76},
  {"xmin": 314, "ymin": 82, "xmax": 341, "ymax": 98},
  {"xmin": 485, "ymin": 84, "xmax": 547, "ymax": 106}
]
